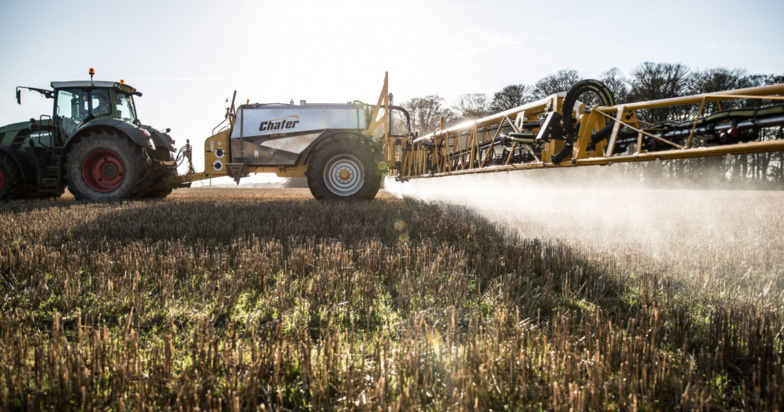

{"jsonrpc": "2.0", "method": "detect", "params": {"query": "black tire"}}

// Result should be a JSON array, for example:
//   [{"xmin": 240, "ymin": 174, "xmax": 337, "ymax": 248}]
[
  {"xmin": 141, "ymin": 165, "xmax": 175, "ymax": 199},
  {"xmin": 306, "ymin": 138, "xmax": 382, "ymax": 200},
  {"xmin": 0, "ymin": 154, "xmax": 22, "ymax": 200},
  {"xmin": 65, "ymin": 131, "xmax": 150, "ymax": 201}
]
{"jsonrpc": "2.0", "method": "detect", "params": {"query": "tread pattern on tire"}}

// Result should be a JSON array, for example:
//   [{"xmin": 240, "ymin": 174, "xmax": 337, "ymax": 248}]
[
  {"xmin": 65, "ymin": 130, "xmax": 150, "ymax": 201},
  {"xmin": 141, "ymin": 165, "xmax": 175, "ymax": 199},
  {"xmin": 0, "ymin": 153, "xmax": 22, "ymax": 200}
]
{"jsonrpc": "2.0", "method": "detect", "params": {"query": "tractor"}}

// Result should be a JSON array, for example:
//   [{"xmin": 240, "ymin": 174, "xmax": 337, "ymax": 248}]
[{"xmin": 0, "ymin": 69, "xmax": 178, "ymax": 201}]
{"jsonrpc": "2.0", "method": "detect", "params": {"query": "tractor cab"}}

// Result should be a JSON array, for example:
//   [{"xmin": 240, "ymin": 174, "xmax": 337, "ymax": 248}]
[
  {"xmin": 47, "ymin": 80, "xmax": 142, "ymax": 142},
  {"xmin": 16, "ymin": 80, "xmax": 142, "ymax": 148}
]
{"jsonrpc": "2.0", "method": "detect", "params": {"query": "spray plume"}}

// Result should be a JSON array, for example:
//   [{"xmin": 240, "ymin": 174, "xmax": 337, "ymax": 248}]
[{"xmin": 385, "ymin": 164, "xmax": 784, "ymax": 295}]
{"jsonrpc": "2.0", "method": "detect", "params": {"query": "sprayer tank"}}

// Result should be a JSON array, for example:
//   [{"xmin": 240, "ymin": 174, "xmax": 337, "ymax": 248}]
[{"xmin": 229, "ymin": 103, "xmax": 367, "ymax": 166}]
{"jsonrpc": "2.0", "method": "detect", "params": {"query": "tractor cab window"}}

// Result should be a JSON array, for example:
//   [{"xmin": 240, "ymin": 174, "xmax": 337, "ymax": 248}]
[
  {"xmin": 115, "ymin": 93, "xmax": 137, "ymax": 123},
  {"xmin": 55, "ymin": 89, "xmax": 88, "ymax": 121},
  {"xmin": 90, "ymin": 89, "xmax": 112, "ymax": 117},
  {"xmin": 55, "ymin": 88, "xmax": 89, "ymax": 136}
]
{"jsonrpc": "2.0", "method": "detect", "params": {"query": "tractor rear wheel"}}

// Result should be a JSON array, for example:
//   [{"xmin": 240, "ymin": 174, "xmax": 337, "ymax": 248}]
[
  {"xmin": 66, "ymin": 131, "xmax": 149, "ymax": 201},
  {"xmin": 0, "ymin": 154, "xmax": 22, "ymax": 200},
  {"xmin": 306, "ymin": 139, "xmax": 381, "ymax": 200}
]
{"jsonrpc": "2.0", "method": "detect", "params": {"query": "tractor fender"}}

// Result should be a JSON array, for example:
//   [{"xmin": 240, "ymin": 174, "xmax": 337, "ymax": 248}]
[
  {"xmin": 299, "ymin": 130, "xmax": 382, "ymax": 167},
  {"xmin": 144, "ymin": 126, "xmax": 176, "ymax": 152},
  {"xmin": 65, "ymin": 119, "xmax": 155, "ymax": 152},
  {"xmin": 0, "ymin": 145, "xmax": 35, "ymax": 182}
]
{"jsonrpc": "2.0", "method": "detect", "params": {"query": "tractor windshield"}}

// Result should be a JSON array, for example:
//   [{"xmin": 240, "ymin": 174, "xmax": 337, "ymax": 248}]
[{"xmin": 115, "ymin": 93, "xmax": 137, "ymax": 123}]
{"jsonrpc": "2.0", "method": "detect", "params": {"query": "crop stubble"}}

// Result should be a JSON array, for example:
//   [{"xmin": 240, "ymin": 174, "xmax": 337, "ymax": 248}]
[{"xmin": 0, "ymin": 187, "xmax": 782, "ymax": 410}]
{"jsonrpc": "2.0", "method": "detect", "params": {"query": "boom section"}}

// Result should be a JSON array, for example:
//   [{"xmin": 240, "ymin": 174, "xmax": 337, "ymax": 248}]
[{"xmin": 392, "ymin": 82, "xmax": 784, "ymax": 180}]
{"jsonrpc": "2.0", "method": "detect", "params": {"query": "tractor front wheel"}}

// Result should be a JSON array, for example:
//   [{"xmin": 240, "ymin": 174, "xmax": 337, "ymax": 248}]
[
  {"xmin": 66, "ymin": 131, "xmax": 149, "ymax": 201},
  {"xmin": 306, "ymin": 139, "xmax": 381, "ymax": 200},
  {"xmin": 0, "ymin": 154, "xmax": 22, "ymax": 200}
]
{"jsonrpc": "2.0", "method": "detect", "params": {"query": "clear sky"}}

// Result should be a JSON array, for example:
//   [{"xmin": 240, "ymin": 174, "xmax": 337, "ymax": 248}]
[{"xmin": 1, "ymin": 0, "xmax": 782, "ymax": 178}]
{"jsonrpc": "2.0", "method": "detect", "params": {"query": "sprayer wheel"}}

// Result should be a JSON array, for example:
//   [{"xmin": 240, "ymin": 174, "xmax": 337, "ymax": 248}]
[
  {"xmin": 0, "ymin": 154, "xmax": 22, "ymax": 200},
  {"xmin": 307, "ymin": 138, "xmax": 381, "ymax": 200},
  {"xmin": 65, "ymin": 131, "xmax": 149, "ymax": 201}
]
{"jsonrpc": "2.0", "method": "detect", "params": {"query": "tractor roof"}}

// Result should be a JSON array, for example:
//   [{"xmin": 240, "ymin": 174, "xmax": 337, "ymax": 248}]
[
  {"xmin": 50, "ymin": 81, "xmax": 140, "ymax": 96},
  {"xmin": 52, "ymin": 81, "xmax": 118, "ymax": 88}
]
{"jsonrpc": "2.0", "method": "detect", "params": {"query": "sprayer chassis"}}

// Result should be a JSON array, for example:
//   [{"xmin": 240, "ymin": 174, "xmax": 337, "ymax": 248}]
[{"xmin": 175, "ymin": 75, "xmax": 399, "ymax": 200}]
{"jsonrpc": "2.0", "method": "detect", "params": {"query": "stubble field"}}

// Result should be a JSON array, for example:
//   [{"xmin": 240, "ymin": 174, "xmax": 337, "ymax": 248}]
[{"xmin": 0, "ymin": 185, "xmax": 782, "ymax": 411}]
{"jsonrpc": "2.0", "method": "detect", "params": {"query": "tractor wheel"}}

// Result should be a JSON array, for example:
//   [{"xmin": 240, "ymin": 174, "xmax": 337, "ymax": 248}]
[
  {"xmin": 141, "ymin": 165, "xmax": 175, "ymax": 199},
  {"xmin": 0, "ymin": 154, "xmax": 22, "ymax": 200},
  {"xmin": 65, "ymin": 131, "xmax": 149, "ymax": 201},
  {"xmin": 306, "ymin": 138, "xmax": 381, "ymax": 200}
]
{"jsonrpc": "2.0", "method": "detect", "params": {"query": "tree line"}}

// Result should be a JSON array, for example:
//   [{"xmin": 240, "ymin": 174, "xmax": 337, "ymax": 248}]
[{"xmin": 398, "ymin": 62, "xmax": 784, "ymax": 186}]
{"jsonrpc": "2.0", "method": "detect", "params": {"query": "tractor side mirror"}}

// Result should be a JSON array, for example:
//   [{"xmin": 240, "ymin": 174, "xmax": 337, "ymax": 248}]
[{"xmin": 16, "ymin": 89, "xmax": 21, "ymax": 105}]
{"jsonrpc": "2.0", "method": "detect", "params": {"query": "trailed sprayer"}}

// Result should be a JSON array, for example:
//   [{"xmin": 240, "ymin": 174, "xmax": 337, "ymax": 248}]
[{"xmin": 173, "ymin": 73, "xmax": 784, "ymax": 198}]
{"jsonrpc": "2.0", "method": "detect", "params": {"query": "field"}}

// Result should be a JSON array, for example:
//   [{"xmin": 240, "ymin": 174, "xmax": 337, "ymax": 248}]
[{"xmin": 1, "ymin": 184, "xmax": 783, "ymax": 411}]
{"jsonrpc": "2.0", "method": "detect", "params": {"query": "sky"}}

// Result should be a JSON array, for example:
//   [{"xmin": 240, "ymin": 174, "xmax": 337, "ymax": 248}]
[{"xmin": 1, "ymin": 0, "xmax": 782, "ymax": 181}]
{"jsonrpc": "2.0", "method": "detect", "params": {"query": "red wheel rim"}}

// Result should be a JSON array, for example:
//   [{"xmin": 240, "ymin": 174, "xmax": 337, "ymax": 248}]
[
  {"xmin": 0, "ymin": 167, "xmax": 5, "ymax": 192},
  {"xmin": 82, "ymin": 150, "xmax": 125, "ymax": 192}
]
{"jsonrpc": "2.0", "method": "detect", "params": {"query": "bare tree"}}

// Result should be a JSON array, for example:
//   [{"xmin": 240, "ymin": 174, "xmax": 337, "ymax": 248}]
[
  {"xmin": 531, "ymin": 69, "xmax": 581, "ymax": 100},
  {"xmin": 452, "ymin": 93, "xmax": 490, "ymax": 122},
  {"xmin": 688, "ymin": 67, "xmax": 748, "ymax": 93},
  {"xmin": 686, "ymin": 67, "xmax": 749, "ymax": 112},
  {"xmin": 628, "ymin": 62, "xmax": 690, "ymax": 123},
  {"xmin": 489, "ymin": 84, "xmax": 532, "ymax": 113},
  {"xmin": 737, "ymin": 73, "xmax": 784, "ymax": 108},
  {"xmin": 600, "ymin": 68, "xmax": 629, "ymax": 104},
  {"xmin": 400, "ymin": 95, "xmax": 453, "ymax": 135}
]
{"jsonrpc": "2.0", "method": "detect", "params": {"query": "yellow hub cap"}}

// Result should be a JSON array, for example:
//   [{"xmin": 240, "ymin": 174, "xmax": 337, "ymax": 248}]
[{"xmin": 338, "ymin": 169, "xmax": 352, "ymax": 181}]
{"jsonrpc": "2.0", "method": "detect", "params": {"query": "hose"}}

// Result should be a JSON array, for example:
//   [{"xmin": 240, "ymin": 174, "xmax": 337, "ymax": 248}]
[{"xmin": 553, "ymin": 80, "xmax": 616, "ymax": 164}]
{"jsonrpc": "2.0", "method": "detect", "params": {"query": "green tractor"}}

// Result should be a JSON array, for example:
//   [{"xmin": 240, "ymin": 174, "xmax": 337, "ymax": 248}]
[{"xmin": 0, "ymin": 70, "xmax": 178, "ymax": 201}]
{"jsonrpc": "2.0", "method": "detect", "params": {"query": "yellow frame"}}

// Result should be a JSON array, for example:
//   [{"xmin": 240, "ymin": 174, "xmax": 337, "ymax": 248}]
[{"xmin": 396, "ymin": 83, "xmax": 784, "ymax": 179}]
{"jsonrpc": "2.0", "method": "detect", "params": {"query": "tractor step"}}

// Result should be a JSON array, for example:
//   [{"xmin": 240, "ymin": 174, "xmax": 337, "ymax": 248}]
[{"xmin": 36, "ymin": 151, "xmax": 63, "ymax": 191}]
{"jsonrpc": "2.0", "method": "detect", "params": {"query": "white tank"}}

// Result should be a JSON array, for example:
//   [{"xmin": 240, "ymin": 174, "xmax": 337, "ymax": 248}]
[{"xmin": 230, "ymin": 103, "xmax": 368, "ymax": 166}]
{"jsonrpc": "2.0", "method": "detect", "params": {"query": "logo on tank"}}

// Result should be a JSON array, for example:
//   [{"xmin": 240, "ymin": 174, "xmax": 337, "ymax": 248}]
[{"xmin": 259, "ymin": 115, "xmax": 300, "ymax": 132}]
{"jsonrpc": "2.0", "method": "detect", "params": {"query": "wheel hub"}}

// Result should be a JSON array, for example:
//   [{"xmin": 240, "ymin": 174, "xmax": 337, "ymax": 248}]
[
  {"xmin": 324, "ymin": 154, "xmax": 365, "ymax": 197},
  {"xmin": 82, "ymin": 149, "xmax": 125, "ymax": 192},
  {"xmin": 103, "ymin": 164, "xmax": 118, "ymax": 178},
  {"xmin": 0, "ymin": 167, "xmax": 5, "ymax": 192}
]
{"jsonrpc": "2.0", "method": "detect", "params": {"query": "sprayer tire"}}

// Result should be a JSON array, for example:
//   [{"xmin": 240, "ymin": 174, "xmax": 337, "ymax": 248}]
[
  {"xmin": 307, "ymin": 138, "xmax": 381, "ymax": 201},
  {"xmin": 65, "ymin": 131, "xmax": 149, "ymax": 201},
  {"xmin": 0, "ymin": 154, "xmax": 22, "ymax": 200}
]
